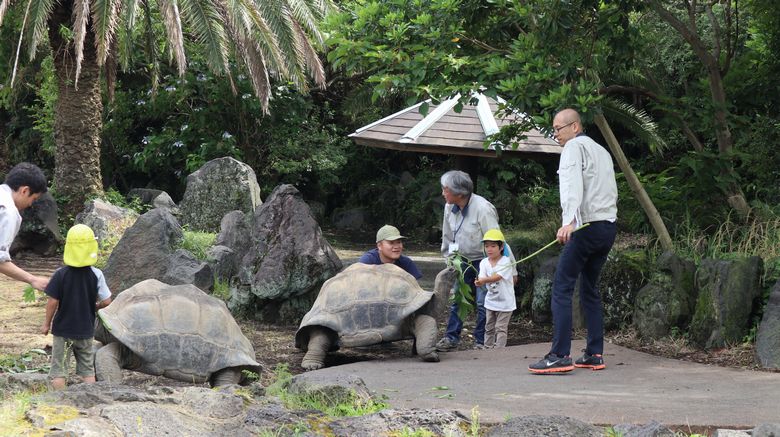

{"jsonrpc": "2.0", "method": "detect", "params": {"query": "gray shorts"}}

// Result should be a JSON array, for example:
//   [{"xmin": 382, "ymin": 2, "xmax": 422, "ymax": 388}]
[{"xmin": 49, "ymin": 336, "xmax": 95, "ymax": 378}]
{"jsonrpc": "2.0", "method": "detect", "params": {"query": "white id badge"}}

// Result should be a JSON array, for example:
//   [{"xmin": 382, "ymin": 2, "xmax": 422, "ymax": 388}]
[{"xmin": 448, "ymin": 243, "xmax": 459, "ymax": 254}]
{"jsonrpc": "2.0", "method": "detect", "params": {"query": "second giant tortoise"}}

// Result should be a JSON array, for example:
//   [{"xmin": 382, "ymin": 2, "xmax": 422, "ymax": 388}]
[
  {"xmin": 95, "ymin": 279, "xmax": 261, "ymax": 386},
  {"xmin": 295, "ymin": 263, "xmax": 457, "ymax": 370}
]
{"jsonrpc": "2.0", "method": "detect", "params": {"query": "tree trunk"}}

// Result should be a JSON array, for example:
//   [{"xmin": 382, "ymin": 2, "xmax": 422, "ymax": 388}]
[
  {"xmin": 594, "ymin": 113, "xmax": 673, "ymax": 251},
  {"xmin": 648, "ymin": 0, "xmax": 750, "ymax": 219},
  {"xmin": 49, "ymin": 1, "xmax": 104, "ymax": 219}
]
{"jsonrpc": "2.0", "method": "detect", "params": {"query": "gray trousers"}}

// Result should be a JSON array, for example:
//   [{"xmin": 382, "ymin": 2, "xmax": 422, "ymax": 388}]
[{"xmin": 485, "ymin": 310, "xmax": 512, "ymax": 347}]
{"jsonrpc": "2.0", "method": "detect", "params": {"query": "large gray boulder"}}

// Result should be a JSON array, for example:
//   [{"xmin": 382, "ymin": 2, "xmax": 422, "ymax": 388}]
[
  {"xmin": 29, "ymin": 383, "xmax": 473, "ymax": 436},
  {"xmin": 215, "ymin": 210, "xmax": 252, "ymax": 258},
  {"xmin": 10, "ymin": 192, "xmax": 61, "ymax": 256},
  {"xmin": 102, "ymin": 208, "xmax": 183, "ymax": 293},
  {"xmin": 531, "ymin": 256, "xmax": 558, "ymax": 323},
  {"xmin": 206, "ymin": 210, "xmax": 252, "ymax": 283},
  {"xmin": 690, "ymin": 257, "xmax": 763, "ymax": 348},
  {"xmin": 179, "ymin": 157, "xmax": 262, "ymax": 232},
  {"xmin": 756, "ymin": 279, "xmax": 780, "ymax": 369},
  {"xmin": 232, "ymin": 184, "xmax": 342, "ymax": 323},
  {"xmin": 162, "ymin": 249, "xmax": 214, "ymax": 291},
  {"xmin": 598, "ymin": 250, "xmax": 648, "ymax": 331},
  {"xmin": 486, "ymin": 415, "xmax": 602, "ymax": 437},
  {"xmin": 75, "ymin": 198, "xmax": 139, "ymax": 242},
  {"xmin": 633, "ymin": 251, "xmax": 697, "ymax": 339}
]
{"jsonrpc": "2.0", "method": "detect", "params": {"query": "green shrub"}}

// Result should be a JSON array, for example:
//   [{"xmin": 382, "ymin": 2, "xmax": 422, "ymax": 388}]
[{"xmin": 177, "ymin": 230, "xmax": 216, "ymax": 261}]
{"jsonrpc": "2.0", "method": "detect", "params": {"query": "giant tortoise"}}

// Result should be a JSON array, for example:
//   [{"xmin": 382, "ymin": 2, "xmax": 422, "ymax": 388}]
[
  {"xmin": 94, "ymin": 279, "xmax": 261, "ymax": 386},
  {"xmin": 295, "ymin": 263, "xmax": 457, "ymax": 370}
]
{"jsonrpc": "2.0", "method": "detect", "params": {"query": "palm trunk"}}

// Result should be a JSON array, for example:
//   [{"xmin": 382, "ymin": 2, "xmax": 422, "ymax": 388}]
[
  {"xmin": 49, "ymin": 1, "xmax": 104, "ymax": 219},
  {"xmin": 594, "ymin": 113, "xmax": 673, "ymax": 251}
]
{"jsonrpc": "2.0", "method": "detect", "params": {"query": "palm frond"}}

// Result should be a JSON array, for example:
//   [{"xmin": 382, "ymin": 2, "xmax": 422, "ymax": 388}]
[
  {"xmin": 0, "ymin": 0, "xmax": 12, "ymax": 27},
  {"xmin": 24, "ymin": 0, "xmax": 55, "ymax": 61},
  {"xmin": 72, "ymin": 0, "xmax": 90, "ymax": 88},
  {"xmin": 226, "ymin": 19, "xmax": 270, "ymax": 110},
  {"xmin": 92, "ymin": 0, "xmax": 121, "ymax": 65},
  {"xmin": 224, "ymin": 0, "xmax": 285, "ymax": 76},
  {"xmin": 178, "ymin": 0, "xmax": 228, "ymax": 73},
  {"xmin": 283, "ymin": 0, "xmax": 324, "ymax": 47},
  {"xmin": 608, "ymin": 68, "xmax": 658, "ymax": 94},
  {"xmin": 117, "ymin": 0, "xmax": 140, "ymax": 70},
  {"xmin": 290, "ymin": 16, "xmax": 324, "ymax": 88},
  {"xmin": 602, "ymin": 97, "xmax": 669, "ymax": 155},
  {"xmin": 280, "ymin": 7, "xmax": 308, "ymax": 92},
  {"xmin": 259, "ymin": 0, "xmax": 302, "ymax": 82},
  {"xmin": 157, "ymin": 0, "xmax": 186, "ymax": 74},
  {"xmin": 10, "ymin": 0, "xmax": 32, "ymax": 86}
]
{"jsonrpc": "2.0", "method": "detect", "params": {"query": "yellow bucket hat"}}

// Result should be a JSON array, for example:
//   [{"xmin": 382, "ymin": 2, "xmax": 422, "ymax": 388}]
[{"xmin": 63, "ymin": 224, "xmax": 98, "ymax": 267}]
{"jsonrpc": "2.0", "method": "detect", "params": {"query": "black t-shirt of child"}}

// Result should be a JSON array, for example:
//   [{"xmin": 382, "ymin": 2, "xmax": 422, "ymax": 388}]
[{"xmin": 45, "ymin": 266, "xmax": 100, "ymax": 339}]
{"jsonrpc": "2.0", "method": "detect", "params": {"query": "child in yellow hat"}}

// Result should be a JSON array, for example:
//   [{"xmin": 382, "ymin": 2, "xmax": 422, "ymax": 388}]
[
  {"xmin": 40, "ymin": 224, "xmax": 112, "ymax": 390},
  {"xmin": 474, "ymin": 229, "xmax": 516, "ymax": 348}
]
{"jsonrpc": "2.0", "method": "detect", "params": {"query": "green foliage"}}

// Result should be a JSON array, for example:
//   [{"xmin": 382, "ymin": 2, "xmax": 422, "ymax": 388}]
[
  {"xmin": 22, "ymin": 286, "xmax": 43, "ymax": 303},
  {"xmin": 447, "ymin": 253, "xmax": 476, "ymax": 321},
  {"xmin": 0, "ymin": 349, "xmax": 49, "ymax": 374},
  {"xmin": 265, "ymin": 364, "xmax": 388, "ymax": 417},
  {"xmin": 24, "ymin": 55, "xmax": 57, "ymax": 155},
  {"xmin": 212, "ymin": 278, "xmax": 231, "ymax": 301},
  {"xmin": 102, "ymin": 66, "xmax": 351, "ymax": 199},
  {"xmin": 241, "ymin": 369, "xmax": 259, "ymax": 383},
  {"xmin": 177, "ymin": 230, "xmax": 216, "ymax": 261},
  {"xmin": 100, "ymin": 188, "xmax": 148, "ymax": 215},
  {"xmin": 392, "ymin": 428, "xmax": 435, "ymax": 437}
]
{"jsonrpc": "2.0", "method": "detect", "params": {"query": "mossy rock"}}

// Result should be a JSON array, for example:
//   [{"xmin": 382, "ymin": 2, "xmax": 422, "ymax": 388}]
[
  {"xmin": 598, "ymin": 249, "xmax": 649, "ymax": 331},
  {"xmin": 690, "ymin": 257, "xmax": 763, "ymax": 348}
]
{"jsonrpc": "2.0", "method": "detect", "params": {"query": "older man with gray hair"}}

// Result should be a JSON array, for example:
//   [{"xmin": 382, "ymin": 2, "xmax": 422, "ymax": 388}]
[{"xmin": 436, "ymin": 170, "xmax": 516, "ymax": 351}]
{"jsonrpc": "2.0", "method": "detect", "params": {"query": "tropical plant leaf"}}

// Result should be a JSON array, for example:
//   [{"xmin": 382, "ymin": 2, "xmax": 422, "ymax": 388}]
[
  {"xmin": 602, "ymin": 97, "xmax": 669, "ymax": 155},
  {"xmin": 71, "ymin": 0, "xmax": 89, "ymax": 87},
  {"xmin": 92, "ymin": 0, "xmax": 120, "ymax": 66}
]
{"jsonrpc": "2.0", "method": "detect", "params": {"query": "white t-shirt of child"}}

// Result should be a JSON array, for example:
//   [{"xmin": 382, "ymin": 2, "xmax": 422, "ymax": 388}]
[{"xmin": 479, "ymin": 255, "xmax": 516, "ymax": 312}]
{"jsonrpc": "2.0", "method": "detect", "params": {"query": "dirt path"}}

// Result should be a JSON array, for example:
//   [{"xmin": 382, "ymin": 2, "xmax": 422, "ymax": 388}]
[{"xmin": 0, "ymin": 256, "xmax": 61, "ymax": 355}]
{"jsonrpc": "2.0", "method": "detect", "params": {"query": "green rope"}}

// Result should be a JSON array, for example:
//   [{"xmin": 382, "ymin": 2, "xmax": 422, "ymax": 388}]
[{"xmin": 505, "ymin": 222, "xmax": 591, "ymax": 269}]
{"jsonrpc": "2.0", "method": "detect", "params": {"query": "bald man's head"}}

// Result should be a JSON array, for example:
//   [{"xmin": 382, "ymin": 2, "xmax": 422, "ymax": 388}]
[{"xmin": 552, "ymin": 108, "xmax": 582, "ymax": 145}]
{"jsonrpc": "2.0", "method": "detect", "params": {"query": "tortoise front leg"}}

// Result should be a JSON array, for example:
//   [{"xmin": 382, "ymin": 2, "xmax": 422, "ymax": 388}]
[
  {"xmin": 413, "ymin": 314, "xmax": 439, "ymax": 362},
  {"xmin": 301, "ymin": 329, "xmax": 331, "ymax": 371},
  {"xmin": 95, "ymin": 342, "xmax": 125, "ymax": 383}
]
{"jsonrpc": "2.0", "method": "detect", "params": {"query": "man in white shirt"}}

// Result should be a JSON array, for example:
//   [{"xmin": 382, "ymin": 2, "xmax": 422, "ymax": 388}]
[
  {"xmin": 0, "ymin": 162, "xmax": 50, "ymax": 291},
  {"xmin": 529, "ymin": 108, "xmax": 618, "ymax": 374}
]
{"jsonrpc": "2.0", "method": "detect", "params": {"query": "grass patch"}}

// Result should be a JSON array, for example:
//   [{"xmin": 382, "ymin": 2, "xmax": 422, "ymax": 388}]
[
  {"xmin": 265, "ymin": 364, "xmax": 388, "ymax": 417},
  {"xmin": 178, "ymin": 230, "xmax": 217, "ymax": 261},
  {"xmin": 0, "ymin": 391, "xmax": 37, "ymax": 436},
  {"xmin": 212, "ymin": 278, "xmax": 231, "ymax": 301},
  {"xmin": 671, "ymin": 212, "xmax": 780, "ymax": 282}
]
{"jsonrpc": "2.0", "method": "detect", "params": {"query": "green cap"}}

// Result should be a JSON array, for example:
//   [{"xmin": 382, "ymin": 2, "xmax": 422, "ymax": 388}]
[{"xmin": 376, "ymin": 225, "xmax": 406, "ymax": 242}]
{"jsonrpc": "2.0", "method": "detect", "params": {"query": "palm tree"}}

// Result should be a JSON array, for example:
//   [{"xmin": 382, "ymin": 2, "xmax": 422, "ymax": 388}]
[{"xmin": 1, "ymin": 0, "xmax": 331, "ymax": 215}]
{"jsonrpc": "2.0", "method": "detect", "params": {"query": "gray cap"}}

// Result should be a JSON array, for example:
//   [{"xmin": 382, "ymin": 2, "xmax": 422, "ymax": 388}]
[{"xmin": 376, "ymin": 225, "xmax": 406, "ymax": 242}]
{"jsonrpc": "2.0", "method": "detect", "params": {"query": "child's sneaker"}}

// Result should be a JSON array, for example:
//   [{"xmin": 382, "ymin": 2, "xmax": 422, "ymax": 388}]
[
  {"xmin": 528, "ymin": 353, "xmax": 574, "ymax": 374},
  {"xmin": 574, "ymin": 351, "xmax": 605, "ymax": 370},
  {"xmin": 473, "ymin": 343, "xmax": 487, "ymax": 350}
]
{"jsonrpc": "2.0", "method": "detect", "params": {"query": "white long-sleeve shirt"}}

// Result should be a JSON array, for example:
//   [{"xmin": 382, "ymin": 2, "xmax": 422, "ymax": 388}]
[
  {"xmin": 558, "ymin": 134, "xmax": 618, "ymax": 226},
  {"xmin": 0, "ymin": 184, "xmax": 22, "ymax": 262},
  {"xmin": 441, "ymin": 193, "xmax": 518, "ymax": 275}
]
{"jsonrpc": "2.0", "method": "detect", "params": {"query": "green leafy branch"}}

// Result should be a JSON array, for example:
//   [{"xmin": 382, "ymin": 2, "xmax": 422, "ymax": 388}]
[
  {"xmin": 446, "ymin": 252, "xmax": 478, "ymax": 321},
  {"xmin": 22, "ymin": 286, "xmax": 44, "ymax": 303}
]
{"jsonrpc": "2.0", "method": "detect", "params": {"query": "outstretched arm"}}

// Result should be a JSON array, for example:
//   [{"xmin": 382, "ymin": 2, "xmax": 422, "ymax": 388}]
[{"xmin": 0, "ymin": 261, "xmax": 49, "ymax": 290}]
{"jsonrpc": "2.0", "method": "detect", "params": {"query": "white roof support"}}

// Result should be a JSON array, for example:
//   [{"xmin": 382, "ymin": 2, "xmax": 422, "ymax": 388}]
[{"xmin": 400, "ymin": 94, "xmax": 461, "ymax": 143}]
